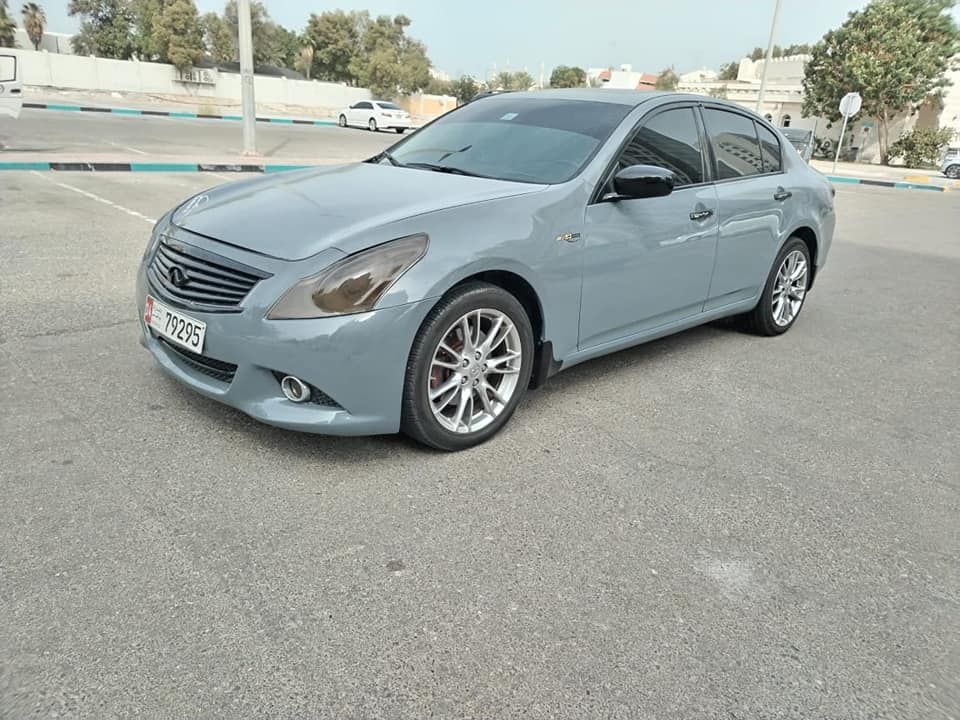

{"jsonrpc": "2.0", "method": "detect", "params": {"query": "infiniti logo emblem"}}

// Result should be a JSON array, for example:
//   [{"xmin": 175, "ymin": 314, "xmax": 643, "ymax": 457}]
[{"xmin": 167, "ymin": 265, "xmax": 189, "ymax": 288}]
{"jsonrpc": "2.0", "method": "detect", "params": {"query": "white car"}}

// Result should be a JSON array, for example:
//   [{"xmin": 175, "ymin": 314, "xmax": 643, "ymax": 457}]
[
  {"xmin": 338, "ymin": 100, "xmax": 412, "ymax": 133},
  {"xmin": 0, "ymin": 53, "xmax": 23, "ymax": 119}
]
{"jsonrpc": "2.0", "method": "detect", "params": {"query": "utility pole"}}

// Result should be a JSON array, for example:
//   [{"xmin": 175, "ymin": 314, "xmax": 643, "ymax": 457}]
[
  {"xmin": 755, "ymin": 0, "xmax": 783, "ymax": 114},
  {"xmin": 237, "ymin": 0, "xmax": 256, "ymax": 156}
]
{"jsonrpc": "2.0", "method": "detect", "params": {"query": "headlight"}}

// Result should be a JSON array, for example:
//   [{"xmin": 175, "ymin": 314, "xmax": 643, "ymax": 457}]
[
  {"xmin": 143, "ymin": 211, "xmax": 170, "ymax": 260},
  {"xmin": 267, "ymin": 234, "xmax": 428, "ymax": 319}
]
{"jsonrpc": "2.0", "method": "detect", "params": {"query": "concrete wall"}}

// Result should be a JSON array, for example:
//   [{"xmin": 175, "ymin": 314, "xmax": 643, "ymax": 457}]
[
  {"xmin": 397, "ymin": 93, "xmax": 457, "ymax": 118},
  {"xmin": 7, "ymin": 48, "xmax": 371, "ymax": 109}
]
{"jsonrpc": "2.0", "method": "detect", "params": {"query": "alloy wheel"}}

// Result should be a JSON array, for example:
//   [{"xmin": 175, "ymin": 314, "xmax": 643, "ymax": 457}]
[
  {"xmin": 428, "ymin": 309, "xmax": 522, "ymax": 434},
  {"xmin": 772, "ymin": 249, "xmax": 808, "ymax": 327}
]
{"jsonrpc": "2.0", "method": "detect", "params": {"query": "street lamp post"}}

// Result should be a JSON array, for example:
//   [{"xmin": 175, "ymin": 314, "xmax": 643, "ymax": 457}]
[
  {"xmin": 237, "ymin": 0, "xmax": 256, "ymax": 156},
  {"xmin": 755, "ymin": 0, "xmax": 784, "ymax": 114}
]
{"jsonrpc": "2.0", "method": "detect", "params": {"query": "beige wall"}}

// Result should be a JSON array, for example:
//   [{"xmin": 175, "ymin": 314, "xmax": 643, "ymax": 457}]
[{"xmin": 398, "ymin": 93, "xmax": 457, "ymax": 119}]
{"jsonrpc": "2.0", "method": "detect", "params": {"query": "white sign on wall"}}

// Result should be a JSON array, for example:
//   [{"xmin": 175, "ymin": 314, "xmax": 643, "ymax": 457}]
[{"xmin": 175, "ymin": 67, "xmax": 218, "ymax": 85}]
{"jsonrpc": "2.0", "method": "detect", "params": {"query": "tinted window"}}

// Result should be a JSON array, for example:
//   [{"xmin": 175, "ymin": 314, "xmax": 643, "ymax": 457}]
[
  {"xmin": 756, "ymin": 123, "xmax": 782, "ymax": 173},
  {"xmin": 355, "ymin": 101, "xmax": 372, "ymax": 109},
  {"xmin": 377, "ymin": 101, "xmax": 401, "ymax": 110},
  {"xmin": 703, "ymin": 109, "xmax": 764, "ymax": 179},
  {"xmin": 618, "ymin": 107, "xmax": 704, "ymax": 186},
  {"xmin": 389, "ymin": 98, "xmax": 632, "ymax": 184}
]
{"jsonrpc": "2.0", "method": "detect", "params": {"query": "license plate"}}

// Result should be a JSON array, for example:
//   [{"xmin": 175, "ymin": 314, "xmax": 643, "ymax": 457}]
[{"xmin": 144, "ymin": 295, "xmax": 206, "ymax": 352}]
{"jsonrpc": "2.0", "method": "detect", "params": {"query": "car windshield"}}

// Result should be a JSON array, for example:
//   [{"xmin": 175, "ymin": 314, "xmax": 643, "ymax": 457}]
[
  {"xmin": 377, "ymin": 102, "xmax": 402, "ymax": 110},
  {"xmin": 386, "ymin": 97, "xmax": 632, "ymax": 184}
]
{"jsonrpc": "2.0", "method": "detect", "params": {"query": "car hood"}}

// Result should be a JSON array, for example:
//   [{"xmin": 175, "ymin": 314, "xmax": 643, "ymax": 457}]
[{"xmin": 172, "ymin": 163, "xmax": 546, "ymax": 261}]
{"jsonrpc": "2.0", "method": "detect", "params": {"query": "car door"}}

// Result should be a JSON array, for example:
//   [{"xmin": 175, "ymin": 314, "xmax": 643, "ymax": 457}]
[
  {"xmin": 578, "ymin": 105, "xmax": 719, "ymax": 349},
  {"xmin": 0, "ymin": 54, "xmax": 23, "ymax": 120},
  {"xmin": 701, "ymin": 107, "xmax": 793, "ymax": 311},
  {"xmin": 353, "ymin": 101, "xmax": 372, "ymax": 126}
]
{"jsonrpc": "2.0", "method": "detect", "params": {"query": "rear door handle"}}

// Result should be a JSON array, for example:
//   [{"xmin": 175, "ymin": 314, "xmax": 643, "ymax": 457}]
[
  {"xmin": 774, "ymin": 188, "xmax": 792, "ymax": 201},
  {"xmin": 689, "ymin": 209, "xmax": 714, "ymax": 221}
]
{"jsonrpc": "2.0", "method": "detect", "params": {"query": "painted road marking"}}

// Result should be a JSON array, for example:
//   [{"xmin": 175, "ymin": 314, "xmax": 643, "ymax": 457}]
[{"xmin": 30, "ymin": 171, "xmax": 156, "ymax": 225}]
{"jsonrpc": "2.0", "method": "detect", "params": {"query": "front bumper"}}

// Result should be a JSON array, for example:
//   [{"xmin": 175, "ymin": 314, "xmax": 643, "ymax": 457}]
[{"xmin": 136, "ymin": 238, "xmax": 434, "ymax": 436}]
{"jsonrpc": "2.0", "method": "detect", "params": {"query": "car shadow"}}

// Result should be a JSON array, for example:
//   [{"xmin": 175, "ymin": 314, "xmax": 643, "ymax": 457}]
[{"xmin": 155, "ymin": 319, "xmax": 747, "ymax": 461}]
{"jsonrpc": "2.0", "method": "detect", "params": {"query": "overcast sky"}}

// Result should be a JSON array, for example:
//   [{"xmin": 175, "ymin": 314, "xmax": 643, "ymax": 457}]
[{"xmin": 39, "ymin": 0, "xmax": 960, "ymax": 80}]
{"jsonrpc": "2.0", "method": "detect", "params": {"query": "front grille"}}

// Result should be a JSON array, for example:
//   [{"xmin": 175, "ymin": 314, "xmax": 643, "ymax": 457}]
[
  {"xmin": 147, "ymin": 238, "xmax": 270, "ymax": 313},
  {"xmin": 158, "ymin": 338, "xmax": 238, "ymax": 383}
]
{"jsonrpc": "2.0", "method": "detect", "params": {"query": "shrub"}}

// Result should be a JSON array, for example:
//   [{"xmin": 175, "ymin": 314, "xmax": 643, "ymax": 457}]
[{"xmin": 889, "ymin": 126, "xmax": 957, "ymax": 168}]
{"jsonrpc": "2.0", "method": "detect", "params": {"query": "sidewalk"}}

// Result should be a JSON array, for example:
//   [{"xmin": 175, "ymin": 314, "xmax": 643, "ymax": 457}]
[{"xmin": 812, "ymin": 159, "xmax": 954, "ymax": 186}]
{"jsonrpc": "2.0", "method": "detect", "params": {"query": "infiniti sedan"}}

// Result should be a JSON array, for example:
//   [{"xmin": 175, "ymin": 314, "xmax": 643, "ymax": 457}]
[{"xmin": 137, "ymin": 90, "xmax": 835, "ymax": 451}]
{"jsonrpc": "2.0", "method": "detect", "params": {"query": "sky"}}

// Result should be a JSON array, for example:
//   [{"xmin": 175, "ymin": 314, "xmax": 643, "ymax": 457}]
[{"xmin": 39, "ymin": 0, "xmax": 956, "ymax": 80}]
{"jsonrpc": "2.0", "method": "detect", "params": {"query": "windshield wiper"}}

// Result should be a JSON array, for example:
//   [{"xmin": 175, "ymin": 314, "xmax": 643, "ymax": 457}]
[
  {"xmin": 403, "ymin": 162, "xmax": 489, "ymax": 178},
  {"xmin": 372, "ymin": 150, "xmax": 403, "ymax": 167}
]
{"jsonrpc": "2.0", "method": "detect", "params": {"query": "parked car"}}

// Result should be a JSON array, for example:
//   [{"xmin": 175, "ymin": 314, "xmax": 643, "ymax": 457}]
[
  {"xmin": 338, "ymin": 100, "xmax": 411, "ymax": 133},
  {"xmin": 941, "ymin": 146, "xmax": 960, "ymax": 179},
  {"xmin": 780, "ymin": 127, "xmax": 814, "ymax": 162},
  {"xmin": 0, "ymin": 53, "xmax": 23, "ymax": 119},
  {"xmin": 138, "ymin": 90, "xmax": 835, "ymax": 451}
]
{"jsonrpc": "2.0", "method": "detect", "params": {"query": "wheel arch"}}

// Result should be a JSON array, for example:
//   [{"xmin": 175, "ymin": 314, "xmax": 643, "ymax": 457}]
[{"xmin": 788, "ymin": 225, "xmax": 819, "ymax": 288}]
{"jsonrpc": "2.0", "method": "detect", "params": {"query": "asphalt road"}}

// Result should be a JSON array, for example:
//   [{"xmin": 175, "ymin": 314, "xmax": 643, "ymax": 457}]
[
  {"xmin": 0, "ymin": 109, "xmax": 397, "ymax": 160},
  {"xmin": 1, "ymin": 173, "xmax": 958, "ymax": 719}
]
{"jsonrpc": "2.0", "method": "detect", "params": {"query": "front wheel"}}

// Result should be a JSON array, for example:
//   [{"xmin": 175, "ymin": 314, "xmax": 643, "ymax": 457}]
[
  {"xmin": 368, "ymin": 117, "xmax": 378, "ymax": 132},
  {"xmin": 401, "ymin": 283, "xmax": 534, "ymax": 451},
  {"xmin": 744, "ymin": 237, "xmax": 811, "ymax": 336},
  {"xmin": 338, "ymin": 114, "xmax": 347, "ymax": 127},
  {"xmin": 945, "ymin": 164, "xmax": 960, "ymax": 179}
]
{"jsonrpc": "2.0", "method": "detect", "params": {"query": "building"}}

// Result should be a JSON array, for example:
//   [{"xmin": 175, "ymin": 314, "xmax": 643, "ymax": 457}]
[
  {"xmin": 678, "ymin": 54, "xmax": 960, "ymax": 164},
  {"xmin": 586, "ymin": 64, "xmax": 657, "ymax": 90},
  {"xmin": 12, "ymin": 29, "xmax": 75, "ymax": 54}
]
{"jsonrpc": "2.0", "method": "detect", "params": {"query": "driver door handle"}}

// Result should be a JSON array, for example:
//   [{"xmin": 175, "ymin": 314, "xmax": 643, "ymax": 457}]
[
  {"xmin": 689, "ymin": 208, "xmax": 714, "ymax": 221},
  {"xmin": 774, "ymin": 187, "xmax": 793, "ymax": 201}
]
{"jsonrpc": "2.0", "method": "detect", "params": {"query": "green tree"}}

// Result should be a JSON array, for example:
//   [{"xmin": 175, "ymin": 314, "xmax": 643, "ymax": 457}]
[
  {"xmin": 21, "ymin": 2, "xmax": 44, "ymax": 49},
  {"xmin": 201, "ymin": 10, "xmax": 232, "ymax": 62},
  {"xmin": 782, "ymin": 43, "xmax": 812, "ymax": 56},
  {"xmin": 130, "ymin": 0, "xmax": 161, "ymax": 58},
  {"xmin": 69, "ymin": 0, "xmax": 137, "ymax": 58},
  {"xmin": 349, "ymin": 14, "xmax": 431, "ymax": 97},
  {"xmin": 1, "ymin": 0, "xmax": 18, "ymax": 47},
  {"xmin": 802, "ymin": 0, "xmax": 960, "ymax": 164},
  {"xmin": 449, "ymin": 74, "xmax": 478, "ymax": 104},
  {"xmin": 549, "ymin": 64, "xmax": 585, "ymax": 88},
  {"xmin": 493, "ymin": 70, "xmax": 533, "ymax": 90},
  {"xmin": 889, "ymin": 125, "xmax": 957, "ymax": 166},
  {"xmin": 305, "ymin": 10, "xmax": 364, "ymax": 83},
  {"xmin": 655, "ymin": 66, "xmax": 679, "ymax": 90},
  {"xmin": 425, "ymin": 76, "xmax": 452, "ymax": 95},
  {"xmin": 718, "ymin": 61, "xmax": 739, "ymax": 81},
  {"xmin": 223, "ymin": 0, "xmax": 279, "ymax": 66},
  {"xmin": 152, "ymin": 0, "xmax": 202, "ymax": 68},
  {"xmin": 708, "ymin": 84, "xmax": 728, "ymax": 99},
  {"xmin": 269, "ymin": 24, "xmax": 299, "ymax": 69}
]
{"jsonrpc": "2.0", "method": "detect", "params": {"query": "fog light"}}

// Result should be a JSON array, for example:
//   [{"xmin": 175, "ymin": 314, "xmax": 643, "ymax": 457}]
[{"xmin": 280, "ymin": 375, "xmax": 311, "ymax": 403}]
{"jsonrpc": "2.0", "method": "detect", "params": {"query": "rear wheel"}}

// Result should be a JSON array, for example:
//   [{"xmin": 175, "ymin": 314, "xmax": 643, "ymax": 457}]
[
  {"xmin": 401, "ymin": 283, "xmax": 534, "ymax": 451},
  {"xmin": 368, "ymin": 117, "xmax": 378, "ymax": 132},
  {"xmin": 338, "ymin": 114, "xmax": 347, "ymax": 127},
  {"xmin": 743, "ymin": 237, "xmax": 811, "ymax": 336},
  {"xmin": 945, "ymin": 164, "xmax": 960, "ymax": 179}
]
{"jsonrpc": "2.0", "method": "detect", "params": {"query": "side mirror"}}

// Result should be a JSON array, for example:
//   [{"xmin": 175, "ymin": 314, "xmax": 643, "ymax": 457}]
[{"xmin": 610, "ymin": 164, "xmax": 675, "ymax": 200}]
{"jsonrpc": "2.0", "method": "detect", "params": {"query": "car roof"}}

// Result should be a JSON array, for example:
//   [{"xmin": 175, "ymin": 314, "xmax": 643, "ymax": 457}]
[{"xmin": 477, "ymin": 88, "xmax": 745, "ymax": 111}]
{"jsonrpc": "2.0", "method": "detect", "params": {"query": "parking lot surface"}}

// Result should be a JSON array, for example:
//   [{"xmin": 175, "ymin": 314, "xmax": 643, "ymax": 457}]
[{"xmin": 1, "ymin": 172, "xmax": 958, "ymax": 719}]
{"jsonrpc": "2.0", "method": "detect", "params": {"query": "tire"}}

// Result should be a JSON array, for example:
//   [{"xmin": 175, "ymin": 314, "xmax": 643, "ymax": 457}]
[
  {"xmin": 338, "ymin": 114, "xmax": 347, "ymax": 127},
  {"xmin": 368, "ymin": 117, "xmax": 378, "ymax": 132},
  {"xmin": 945, "ymin": 164, "xmax": 960, "ymax": 179},
  {"xmin": 401, "ymin": 282, "xmax": 535, "ymax": 451},
  {"xmin": 743, "ymin": 237, "xmax": 812, "ymax": 336},
  {"xmin": 395, "ymin": 128, "xmax": 406, "ymax": 134}
]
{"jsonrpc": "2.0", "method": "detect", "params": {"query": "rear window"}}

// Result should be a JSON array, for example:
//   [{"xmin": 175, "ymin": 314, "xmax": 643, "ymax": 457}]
[
  {"xmin": 756, "ymin": 123, "xmax": 782, "ymax": 173},
  {"xmin": 702, "ymin": 108, "xmax": 764, "ymax": 180},
  {"xmin": 377, "ymin": 102, "xmax": 402, "ymax": 110}
]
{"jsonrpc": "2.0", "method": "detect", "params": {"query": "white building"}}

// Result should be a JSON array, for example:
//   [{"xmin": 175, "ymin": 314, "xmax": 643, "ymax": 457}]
[
  {"xmin": 12, "ymin": 29, "xmax": 75, "ymax": 54},
  {"xmin": 678, "ymin": 54, "xmax": 960, "ymax": 163},
  {"xmin": 586, "ymin": 64, "xmax": 657, "ymax": 90}
]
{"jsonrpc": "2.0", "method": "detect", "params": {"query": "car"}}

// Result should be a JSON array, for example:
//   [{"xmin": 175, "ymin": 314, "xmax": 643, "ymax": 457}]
[
  {"xmin": 941, "ymin": 146, "xmax": 960, "ymax": 179},
  {"xmin": 338, "ymin": 100, "xmax": 411, "ymax": 133},
  {"xmin": 137, "ymin": 89, "xmax": 835, "ymax": 451},
  {"xmin": 780, "ymin": 127, "xmax": 814, "ymax": 162},
  {"xmin": 0, "ymin": 53, "xmax": 23, "ymax": 120}
]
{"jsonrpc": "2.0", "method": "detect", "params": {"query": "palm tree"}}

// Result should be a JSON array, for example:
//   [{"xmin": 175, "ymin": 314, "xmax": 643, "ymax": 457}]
[
  {"xmin": 0, "ymin": 0, "xmax": 18, "ymax": 48},
  {"xmin": 21, "ymin": 1, "xmax": 44, "ymax": 50}
]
